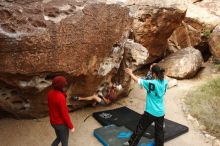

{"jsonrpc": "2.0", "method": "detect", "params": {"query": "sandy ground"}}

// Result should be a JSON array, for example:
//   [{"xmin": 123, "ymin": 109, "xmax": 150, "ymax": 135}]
[{"xmin": 0, "ymin": 67, "xmax": 219, "ymax": 146}]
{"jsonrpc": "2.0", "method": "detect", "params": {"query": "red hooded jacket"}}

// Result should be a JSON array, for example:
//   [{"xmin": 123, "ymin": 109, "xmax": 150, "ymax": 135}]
[{"xmin": 48, "ymin": 89, "xmax": 74, "ymax": 129}]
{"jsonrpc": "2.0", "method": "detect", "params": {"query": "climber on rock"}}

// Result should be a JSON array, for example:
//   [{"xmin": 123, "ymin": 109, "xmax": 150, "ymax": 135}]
[{"xmin": 71, "ymin": 81, "xmax": 123, "ymax": 106}]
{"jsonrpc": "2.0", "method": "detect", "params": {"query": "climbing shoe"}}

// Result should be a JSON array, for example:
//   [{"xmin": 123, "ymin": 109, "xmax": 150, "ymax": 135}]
[{"xmin": 71, "ymin": 96, "xmax": 78, "ymax": 101}]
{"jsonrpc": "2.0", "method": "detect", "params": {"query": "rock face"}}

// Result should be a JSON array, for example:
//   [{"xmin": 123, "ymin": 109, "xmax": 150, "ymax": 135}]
[
  {"xmin": 159, "ymin": 47, "xmax": 203, "ymax": 79},
  {"xmin": 130, "ymin": 5, "xmax": 186, "ymax": 63},
  {"xmin": 0, "ymin": 0, "xmax": 132, "ymax": 118},
  {"xmin": 124, "ymin": 39, "xmax": 149, "ymax": 70},
  {"xmin": 209, "ymin": 24, "xmax": 220, "ymax": 62},
  {"xmin": 168, "ymin": 0, "xmax": 220, "ymax": 61},
  {"xmin": 107, "ymin": 1, "xmax": 187, "ymax": 64},
  {"xmin": 168, "ymin": 21, "xmax": 202, "ymax": 53},
  {"xmin": 190, "ymin": 0, "xmax": 220, "ymax": 26},
  {"xmin": 0, "ymin": 1, "xmax": 131, "ymax": 75},
  {"xmin": 167, "ymin": 19, "xmax": 212, "ymax": 61},
  {"xmin": 0, "ymin": 0, "xmax": 189, "ymax": 118}
]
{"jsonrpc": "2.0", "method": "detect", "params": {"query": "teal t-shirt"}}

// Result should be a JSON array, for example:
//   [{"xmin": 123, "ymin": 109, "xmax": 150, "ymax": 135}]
[{"xmin": 138, "ymin": 78, "xmax": 168, "ymax": 117}]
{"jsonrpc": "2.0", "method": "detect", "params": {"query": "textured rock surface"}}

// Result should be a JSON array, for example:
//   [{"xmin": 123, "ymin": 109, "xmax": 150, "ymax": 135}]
[
  {"xmin": 124, "ymin": 39, "xmax": 149, "ymax": 70},
  {"xmin": 104, "ymin": 0, "xmax": 188, "ymax": 64},
  {"xmin": 209, "ymin": 24, "xmax": 220, "ymax": 61},
  {"xmin": 168, "ymin": 21, "xmax": 202, "ymax": 52},
  {"xmin": 130, "ymin": 5, "xmax": 186, "ymax": 63},
  {"xmin": 159, "ymin": 47, "xmax": 204, "ymax": 79},
  {"xmin": 168, "ymin": 0, "xmax": 220, "ymax": 61},
  {"xmin": 167, "ymin": 19, "xmax": 212, "ymax": 61},
  {"xmin": 186, "ymin": 2, "xmax": 220, "ymax": 28},
  {"xmin": 0, "ymin": 0, "xmax": 192, "ymax": 118},
  {"xmin": 0, "ymin": 0, "xmax": 132, "ymax": 118}
]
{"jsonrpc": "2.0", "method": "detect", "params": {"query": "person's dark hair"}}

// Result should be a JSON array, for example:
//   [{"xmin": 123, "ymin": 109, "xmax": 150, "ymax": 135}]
[{"xmin": 151, "ymin": 65, "xmax": 165, "ymax": 81}]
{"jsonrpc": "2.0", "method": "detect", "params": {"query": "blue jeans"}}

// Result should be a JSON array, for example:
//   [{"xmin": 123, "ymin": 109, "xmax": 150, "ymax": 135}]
[{"xmin": 51, "ymin": 124, "xmax": 69, "ymax": 146}]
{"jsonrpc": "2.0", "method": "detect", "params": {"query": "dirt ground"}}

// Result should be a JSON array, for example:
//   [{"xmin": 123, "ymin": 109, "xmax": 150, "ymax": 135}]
[{"xmin": 0, "ymin": 65, "xmax": 219, "ymax": 146}]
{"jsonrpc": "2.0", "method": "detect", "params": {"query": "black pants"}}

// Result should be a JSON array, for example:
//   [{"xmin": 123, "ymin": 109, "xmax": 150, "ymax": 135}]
[
  {"xmin": 51, "ymin": 124, "xmax": 69, "ymax": 146},
  {"xmin": 128, "ymin": 112, "xmax": 164, "ymax": 146}
]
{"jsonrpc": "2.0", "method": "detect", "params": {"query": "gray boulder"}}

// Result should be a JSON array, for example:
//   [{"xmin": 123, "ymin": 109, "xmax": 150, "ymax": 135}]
[{"xmin": 159, "ymin": 47, "xmax": 203, "ymax": 79}]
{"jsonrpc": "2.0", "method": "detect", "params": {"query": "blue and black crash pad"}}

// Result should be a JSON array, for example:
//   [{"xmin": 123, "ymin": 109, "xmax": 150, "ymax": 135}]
[
  {"xmin": 93, "ymin": 106, "xmax": 188, "ymax": 141},
  {"xmin": 94, "ymin": 125, "xmax": 155, "ymax": 146}
]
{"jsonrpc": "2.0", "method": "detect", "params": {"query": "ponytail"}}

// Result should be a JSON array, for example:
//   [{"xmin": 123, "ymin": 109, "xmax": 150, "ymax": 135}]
[{"xmin": 158, "ymin": 68, "xmax": 165, "ymax": 81}]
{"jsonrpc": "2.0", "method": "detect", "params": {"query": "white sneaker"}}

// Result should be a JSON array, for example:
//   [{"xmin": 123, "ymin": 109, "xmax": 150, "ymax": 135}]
[{"xmin": 123, "ymin": 142, "xmax": 130, "ymax": 146}]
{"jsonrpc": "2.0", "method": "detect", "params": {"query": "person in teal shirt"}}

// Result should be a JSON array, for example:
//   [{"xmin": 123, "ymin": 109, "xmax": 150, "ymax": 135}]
[{"xmin": 124, "ymin": 64, "xmax": 168, "ymax": 146}]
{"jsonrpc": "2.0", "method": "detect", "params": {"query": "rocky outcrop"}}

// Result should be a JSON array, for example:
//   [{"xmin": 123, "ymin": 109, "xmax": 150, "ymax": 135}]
[
  {"xmin": 167, "ymin": 19, "xmax": 212, "ymax": 61},
  {"xmin": 168, "ymin": 0, "xmax": 220, "ymax": 61},
  {"xmin": 159, "ymin": 47, "xmax": 203, "ymax": 79},
  {"xmin": 168, "ymin": 21, "xmax": 202, "ymax": 53},
  {"xmin": 0, "ymin": 0, "xmax": 132, "ymax": 118},
  {"xmin": 209, "ymin": 24, "xmax": 220, "ymax": 62},
  {"xmin": 124, "ymin": 39, "xmax": 149, "ymax": 70},
  {"xmin": 186, "ymin": 0, "xmax": 220, "ymax": 30},
  {"xmin": 0, "ymin": 0, "xmax": 188, "ymax": 118},
  {"xmin": 130, "ymin": 4, "xmax": 186, "ymax": 63}
]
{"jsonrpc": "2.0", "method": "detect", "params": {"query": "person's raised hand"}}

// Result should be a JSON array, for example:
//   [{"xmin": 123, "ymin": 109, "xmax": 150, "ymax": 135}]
[
  {"xmin": 70, "ymin": 128, "xmax": 75, "ymax": 133},
  {"xmin": 124, "ymin": 68, "xmax": 133, "ymax": 75}
]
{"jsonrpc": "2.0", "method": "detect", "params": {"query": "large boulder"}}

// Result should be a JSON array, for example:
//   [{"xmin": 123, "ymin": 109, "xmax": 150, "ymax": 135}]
[
  {"xmin": 0, "ymin": 0, "xmax": 132, "ymax": 118},
  {"xmin": 0, "ymin": 0, "xmax": 188, "ymax": 118},
  {"xmin": 159, "ymin": 47, "xmax": 204, "ymax": 79},
  {"xmin": 124, "ymin": 39, "xmax": 149, "ymax": 70},
  {"xmin": 186, "ymin": 1, "xmax": 220, "ymax": 28},
  {"xmin": 167, "ymin": 19, "xmax": 212, "ymax": 61},
  {"xmin": 130, "ymin": 4, "xmax": 186, "ymax": 63},
  {"xmin": 168, "ymin": 0, "xmax": 220, "ymax": 60},
  {"xmin": 209, "ymin": 24, "xmax": 220, "ymax": 62},
  {"xmin": 168, "ymin": 21, "xmax": 202, "ymax": 53},
  {"xmin": 103, "ymin": 0, "xmax": 187, "ymax": 63}
]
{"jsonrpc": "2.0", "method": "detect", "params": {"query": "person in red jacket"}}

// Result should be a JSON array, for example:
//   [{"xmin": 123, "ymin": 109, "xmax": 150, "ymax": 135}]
[{"xmin": 48, "ymin": 76, "xmax": 75, "ymax": 146}]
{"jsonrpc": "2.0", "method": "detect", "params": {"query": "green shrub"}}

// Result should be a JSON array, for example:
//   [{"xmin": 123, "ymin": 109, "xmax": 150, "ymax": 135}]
[{"xmin": 185, "ymin": 77, "xmax": 220, "ymax": 138}]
